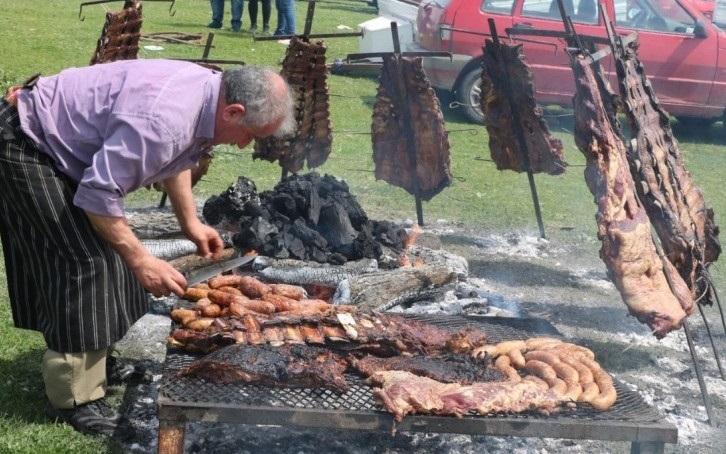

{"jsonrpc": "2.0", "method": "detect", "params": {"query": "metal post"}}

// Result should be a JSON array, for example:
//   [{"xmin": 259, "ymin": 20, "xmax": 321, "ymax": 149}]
[
  {"xmin": 390, "ymin": 22, "xmax": 425, "ymax": 226},
  {"xmin": 487, "ymin": 19, "xmax": 545, "ymax": 238},
  {"xmin": 697, "ymin": 303, "xmax": 726, "ymax": 380},
  {"xmin": 683, "ymin": 320, "xmax": 716, "ymax": 426},
  {"xmin": 303, "ymin": 1, "xmax": 316, "ymax": 39},
  {"xmin": 202, "ymin": 32, "xmax": 214, "ymax": 60}
]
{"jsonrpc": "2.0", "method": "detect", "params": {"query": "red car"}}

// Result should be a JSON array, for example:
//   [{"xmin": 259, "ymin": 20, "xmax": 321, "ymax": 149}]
[{"xmin": 415, "ymin": 0, "xmax": 726, "ymax": 123}]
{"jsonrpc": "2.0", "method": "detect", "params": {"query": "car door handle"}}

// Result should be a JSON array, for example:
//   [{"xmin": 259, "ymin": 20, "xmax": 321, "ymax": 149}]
[{"xmin": 513, "ymin": 22, "xmax": 534, "ymax": 29}]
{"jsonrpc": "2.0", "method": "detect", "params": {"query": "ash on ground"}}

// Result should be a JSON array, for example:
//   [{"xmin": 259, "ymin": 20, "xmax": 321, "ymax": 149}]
[
  {"xmin": 110, "ymin": 222, "xmax": 725, "ymax": 453},
  {"xmin": 202, "ymin": 173, "xmax": 407, "ymax": 264}
]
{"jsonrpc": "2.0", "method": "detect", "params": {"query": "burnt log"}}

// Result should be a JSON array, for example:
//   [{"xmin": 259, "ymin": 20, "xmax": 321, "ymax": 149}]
[{"xmin": 337, "ymin": 265, "xmax": 457, "ymax": 311}]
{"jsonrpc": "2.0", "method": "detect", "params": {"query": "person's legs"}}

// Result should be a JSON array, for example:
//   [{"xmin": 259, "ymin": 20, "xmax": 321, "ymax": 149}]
[
  {"xmin": 209, "ymin": 0, "xmax": 224, "ymax": 28},
  {"xmin": 261, "ymin": 0, "xmax": 272, "ymax": 32},
  {"xmin": 42, "ymin": 349, "xmax": 107, "ymax": 409},
  {"xmin": 282, "ymin": 0, "xmax": 295, "ymax": 35},
  {"xmin": 274, "ymin": 0, "xmax": 286, "ymax": 35},
  {"xmin": 230, "ymin": 0, "xmax": 244, "ymax": 31},
  {"xmin": 248, "ymin": 0, "xmax": 258, "ymax": 30}
]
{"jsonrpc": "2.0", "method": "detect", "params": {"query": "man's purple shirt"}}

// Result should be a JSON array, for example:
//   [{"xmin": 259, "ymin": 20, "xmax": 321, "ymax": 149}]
[{"xmin": 16, "ymin": 59, "xmax": 221, "ymax": 217}]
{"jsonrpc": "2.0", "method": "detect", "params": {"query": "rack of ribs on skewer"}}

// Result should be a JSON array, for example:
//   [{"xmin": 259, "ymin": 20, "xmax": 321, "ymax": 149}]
[
  {"xmin": 180, "ymin": 343, "xmax": 349, "ymax": 393},
  {"xmin": 169, "ymin": 309, "xmax": 487, "ymax": 356},
  {"xmin": 571, "ymin": 53, "xmax": 692, "ymax": 338},
  {"xmin": 612, "ymin": 39, "xmax": 720, "ymax": 306},
  {"xmin": 371, "ymin": 56, "xmax": 452, "ymax": 201},
  {"xmin": 480, "ymin": 39, "xmax": 566, "ymax": 175},
  {"xmin": 89, "ymin": 0, "xmax": 143, "ymax": 65},
  {"xmin": 254, "ymin": 37, "xmax": 332, "ymax": 174}
]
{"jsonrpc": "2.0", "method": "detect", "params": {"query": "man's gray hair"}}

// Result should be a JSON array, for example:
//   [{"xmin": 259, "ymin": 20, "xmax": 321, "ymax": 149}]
[{"xmin": 222, "ymin": 66, "xmax": 295, "ymax": 136}]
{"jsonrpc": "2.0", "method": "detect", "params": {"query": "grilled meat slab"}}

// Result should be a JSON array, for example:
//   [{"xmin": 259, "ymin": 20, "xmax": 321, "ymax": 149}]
[
  {"xmin": 181, "ymin": 343, "xmax": 349, "ymax": 393},
  {"xmin": 371, "ymin": 56, "xmax": 452, "ymax": 201},
  {"xmin": 369, "ymin": 370, "xmax": 566, "ymax": 421},
  {"xmin": 350, "ymin": 354, "xmax": 505, "ymax": 384},
  {"xmin": 571, "ymin": 53, "xmax": 690, "ymax": 337},
  {"xmin": 480, "ymin": 40, "xmax": 566, "ymax": 175},
  {"xmin": 612, "ymin": 40, "xmax": 719, "ymax": 307}
]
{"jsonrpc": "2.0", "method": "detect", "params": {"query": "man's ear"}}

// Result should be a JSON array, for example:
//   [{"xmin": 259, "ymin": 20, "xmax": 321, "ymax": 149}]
[{"xmin": 222, "ymin": 103, "xmax": 246, "ymax": 123}]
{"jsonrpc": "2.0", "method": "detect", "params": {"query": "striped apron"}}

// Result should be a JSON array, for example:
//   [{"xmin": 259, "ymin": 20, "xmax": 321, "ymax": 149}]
[{"xmin": 0, "ymin": 98, "xmax": 147, "ymax": 353}]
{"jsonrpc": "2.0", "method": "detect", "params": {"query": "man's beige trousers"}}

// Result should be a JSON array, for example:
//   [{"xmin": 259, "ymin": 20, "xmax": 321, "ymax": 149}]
[{"xmin": 42, "ymin": 349, "xmax": 107, "ymax": 409}]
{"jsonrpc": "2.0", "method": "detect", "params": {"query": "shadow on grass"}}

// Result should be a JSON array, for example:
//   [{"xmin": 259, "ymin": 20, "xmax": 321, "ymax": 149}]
[{"xmin": 0, "ymin": 347, "xmax": 47, "ymax": 424}]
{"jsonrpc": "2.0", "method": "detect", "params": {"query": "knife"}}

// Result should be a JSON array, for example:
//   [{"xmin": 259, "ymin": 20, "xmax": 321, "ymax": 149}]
[{"xmin": 185, "ymin": 254, "xmax": 256, "ymax": 286}]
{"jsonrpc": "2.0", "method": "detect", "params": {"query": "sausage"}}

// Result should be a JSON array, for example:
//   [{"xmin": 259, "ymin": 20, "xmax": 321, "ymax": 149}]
[
  {"xmin": 238, "ymin": 276, "xmax": 272, "ymax": 298},
  {"xmin": 208, "ymin": 290, "xmax": 250, "ymax": 307},
  {"xmin": 580, "ymin": 382, "xmax": 600, "ymax": 403},
  {"xmin": 208, "ymin": 275, "xmax": 245, "ymax": 289},
  {"xmin": 589, "ymin": 367, "xmax": 617, "ymax": 410},
  {"xmin": 558, "ymin": 354, "xmax": 594, "ymax": 384},
  {"xmin": 229, "ymin": 302, "xmax": 263, "ymax": 317},
  {"xmin": 262, "ymin": 293, "xmax": 296, "ymax": 312},
  {"xmin": 508, "ymin": 348, "xmax": 526, "ymax": 369},
  {"xmin": 270, "ymin": 283, "xmax": 307, "ymax": 300},
  {"xmin": 186, "ymin": 318, "xmax": 215, "ymax": 331},
  {"xmin": 525, "ymin": 337, "xmax": 562, "ymax": 350},
  {"xmin": 183, "ymin": 287, "xmax": 210, "ymax": 301},
  {"xmin": 297, "ymin": 299, "xmax": 332, "ymax": 313},
  {"xmin": 523, "ymin": 375, "xmax": 549, "ymax": 390},
  {"xmin": 495, "ymin": 355, "xmax": 521, "ymax": 382},
  {"xmin": 170, "ymin": 308, "xmax": 197, "ymax": 326},
  {"xmin": 200, "ymin": 303, "xmax": 222, "ymax": 318},
  {"xmin": 195, "ymin": 298, "xmax": 212, "ymax": 309},
  {"xmin": 243, "ymin": 299, "xmax": 276, "ymax": 315},
  {"xmin": 217, "ymin": 286, "xmax": 243, "ymax": 296},
  {"xmin": 493, "ymin": 340, "xmax": 526, "ymax": 356}
]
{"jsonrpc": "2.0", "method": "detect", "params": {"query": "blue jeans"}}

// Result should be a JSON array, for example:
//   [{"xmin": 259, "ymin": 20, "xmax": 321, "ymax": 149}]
[
  {"xmin": 274, "ymin": 0, "xmax": 295, "ymax": 35},
  {"xmin": 210, "ymin": 0, "xmax": 244, "ymax": 29}
]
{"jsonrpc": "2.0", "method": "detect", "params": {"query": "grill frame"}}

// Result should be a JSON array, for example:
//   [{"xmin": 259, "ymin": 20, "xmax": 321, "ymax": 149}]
[{"xmin": 157, "ymin": 314, "xmax": 677, "ymax": 451}]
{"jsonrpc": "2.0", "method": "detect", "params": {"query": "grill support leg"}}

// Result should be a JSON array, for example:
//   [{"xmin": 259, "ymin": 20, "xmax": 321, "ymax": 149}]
[
  {"xmin": 158, "ymin": 420, "xmax": 185, "ymax": 454},
  {"xmin": 630, "ymin": 441, "xmax": 664, "ymax": 454}
]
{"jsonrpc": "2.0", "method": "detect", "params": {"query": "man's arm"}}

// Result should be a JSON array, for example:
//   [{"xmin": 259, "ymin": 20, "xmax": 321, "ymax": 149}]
[
  {"xmin": 162, "ymin": 170, "xmax": 224, "ymax": 259},
  {"xmin": 85, "ymin": 213, "xmax": 187, "ymax": 297}
]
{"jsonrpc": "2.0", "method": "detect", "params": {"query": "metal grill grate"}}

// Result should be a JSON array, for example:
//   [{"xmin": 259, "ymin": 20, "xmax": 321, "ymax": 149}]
[{"xmin": 159, "ymin": 315, "xmax": 664, "ymax": 424}]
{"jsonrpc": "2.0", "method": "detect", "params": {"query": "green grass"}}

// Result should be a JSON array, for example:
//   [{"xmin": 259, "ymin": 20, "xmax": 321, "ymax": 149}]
[{"xmin": 0, "ymin": 0, "xmax": 725, "ymax": 450}]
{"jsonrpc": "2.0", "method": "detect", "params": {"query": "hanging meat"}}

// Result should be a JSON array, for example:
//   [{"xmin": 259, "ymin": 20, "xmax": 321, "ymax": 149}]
[
  {"xmin": 371, "ymin": 56, "xmax": 452, "ymax": 201},
  {"xmin": 254, "ymin": 37, "xmax": 332, "ymax": 174},
  {"xmin": 610, "ymin": 39, "xmax": 721, "ymax": 306},
  {"xmin": 89, "ymin": 0, "xmax": 143, "ymax": 65},
  {"xmin": 480, "ymin": 39, "xmax": 566, "ymax": 175},
  {"xmin": 570, "ymin": 53, "xmax": 692, "ymax": 338}
]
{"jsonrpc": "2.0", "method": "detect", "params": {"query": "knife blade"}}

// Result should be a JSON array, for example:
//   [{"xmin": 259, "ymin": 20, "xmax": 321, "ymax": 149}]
[{"xmin": 185, "ymin": 255, "xmax": 256, "ymax": 286}]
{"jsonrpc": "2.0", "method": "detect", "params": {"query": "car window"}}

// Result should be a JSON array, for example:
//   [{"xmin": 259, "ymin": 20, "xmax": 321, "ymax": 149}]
[
  {"xmin": 615, "ymin": 0, "xmax": 696, "ymax": 33},
  {"xmin": 521, "ymin": 0, "xmax": 599, "ymax": 24},
  {"xmin": 481, "ymin": 0, "xmax": 516, "ymax": 14}
]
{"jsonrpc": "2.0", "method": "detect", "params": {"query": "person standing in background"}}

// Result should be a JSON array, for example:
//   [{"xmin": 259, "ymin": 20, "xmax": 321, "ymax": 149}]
[
  {"xmin": 248, "ymin": 0, "xmax": 272, "ymax": 34},
  {"xmin": 209, "ymin": 0, "xmax": 244, "ymax": 32},
  {"xmin": 274, "ymin": 0, "xmax": 296, "ymax": 36}
]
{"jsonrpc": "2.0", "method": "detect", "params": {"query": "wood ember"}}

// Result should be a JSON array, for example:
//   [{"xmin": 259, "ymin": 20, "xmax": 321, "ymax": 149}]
[
  {"xmin": 254, "ymin": 37, "xmax": 332, "ymax": 174},
  {"xmin": 89, "ymin": 0, "xmax": 143, "ymax": 65},
  {"xmin": 372, "ymin": 57, "xmax": 452, "ymax": 201},
  {"xmin": 571, "ymin": 54, "xmax": 691, "ymax": 338},
  {"xmin": 202, "ymin": 173, "xmax": 406, "ymax": 264},
  {"xmin": 480, "ymin": 40, "xmax": 566, "ymax": 175},
  {"xmin": 612, "ymin": 40, "xmax": 721, "ymax": 306}
]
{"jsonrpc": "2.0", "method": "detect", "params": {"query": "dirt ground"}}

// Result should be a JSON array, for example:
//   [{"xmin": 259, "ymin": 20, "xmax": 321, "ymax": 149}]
[{"xmin": 114, "ymin": 218, "xmax": 726, "ymax": 453}]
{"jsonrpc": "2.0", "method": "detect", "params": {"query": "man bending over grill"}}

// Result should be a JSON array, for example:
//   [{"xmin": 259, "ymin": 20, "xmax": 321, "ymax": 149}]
[{"xmin": 0, "ymin": 61, "xmax": 294, "ymax": 436}]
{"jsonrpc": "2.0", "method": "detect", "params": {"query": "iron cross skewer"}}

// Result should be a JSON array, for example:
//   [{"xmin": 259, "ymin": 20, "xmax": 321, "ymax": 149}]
[
  {"xmin": 79, "ymin": 0, "xmax": 176, "ymax": 21},
  {"xmin": 253, "ymin": 0, "xmax": 362, "ymax": 41},
  {"xmin": 486, "ymin": 19, "xmax": 546, "ymax": 239},
  {"xmin": 345, "ymin": 22, "xmax": 451, "ymax": 226}
]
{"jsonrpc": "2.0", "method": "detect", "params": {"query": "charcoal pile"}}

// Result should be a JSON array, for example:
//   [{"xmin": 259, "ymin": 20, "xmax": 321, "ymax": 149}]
[{"xmin": 203, "ymin": 173, "xmax": 406, "ymax": 264}]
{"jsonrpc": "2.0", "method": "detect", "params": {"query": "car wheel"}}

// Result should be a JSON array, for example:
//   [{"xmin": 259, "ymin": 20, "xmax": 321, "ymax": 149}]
[{"xmin": 456, "ymin": 67, "xmax": 485, "ymax": 124}]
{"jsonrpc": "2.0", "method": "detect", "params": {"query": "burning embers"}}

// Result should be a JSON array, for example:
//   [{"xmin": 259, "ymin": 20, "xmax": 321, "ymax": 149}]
[{"xmin": 203, "ymin": 173, "xmax": 407, "ymax": 264}]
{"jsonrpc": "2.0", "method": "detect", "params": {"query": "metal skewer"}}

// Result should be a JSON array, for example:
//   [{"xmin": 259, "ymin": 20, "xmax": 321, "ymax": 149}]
[{"xmin": 486, "ymin": 19, "xmax": 546, "ymax": 239}]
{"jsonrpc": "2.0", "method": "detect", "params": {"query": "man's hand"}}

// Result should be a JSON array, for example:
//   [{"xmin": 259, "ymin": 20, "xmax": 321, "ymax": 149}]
[
  {"xmin": 184, "ymin": 220, "xmax": 224, "ymax": 259},
  {"xmin": 129, "ymin": 254, "xmax": 187, "ymax": 298}
]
